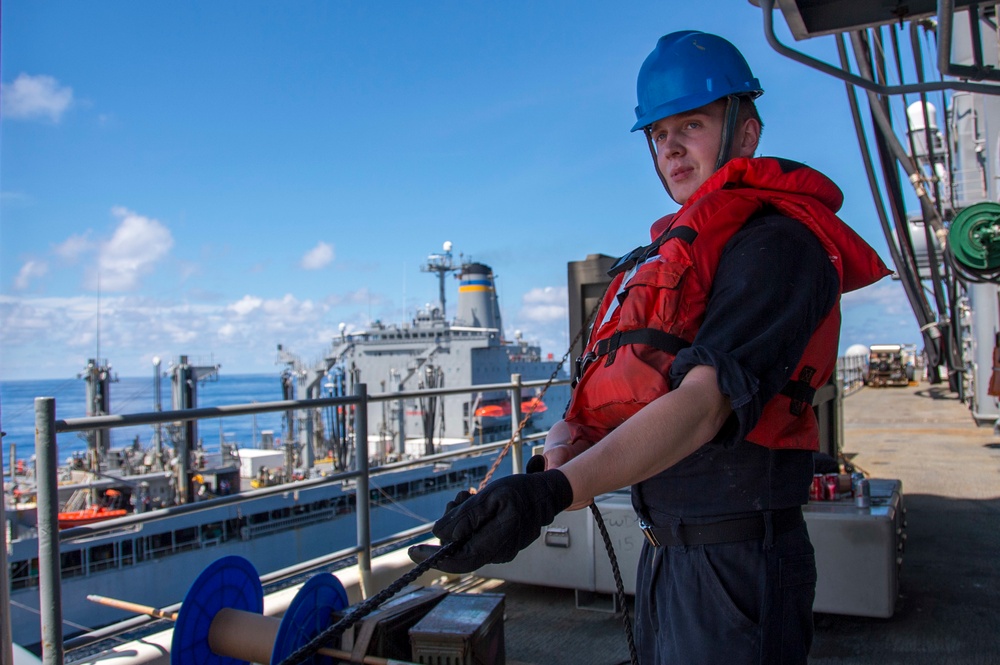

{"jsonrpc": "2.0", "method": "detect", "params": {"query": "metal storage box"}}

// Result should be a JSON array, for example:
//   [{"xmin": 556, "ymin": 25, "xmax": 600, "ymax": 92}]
[
  {"xmin": 479, "ymin": 480, "xmax": 904, "ymax": 620},
  {"xmin": 591, "ymin": 492, "xmax": 642, "ymax": 596},
  {"xmin": 477, "ymin": 496, "xmax": 596, "ymax": 590},
  {"xmin": 804, "ymin": 478, "xmax": 905, "ymax": 617},
  {"xmin": 409, "ymin": 592, "xmax": 505, "ymax": 665}
]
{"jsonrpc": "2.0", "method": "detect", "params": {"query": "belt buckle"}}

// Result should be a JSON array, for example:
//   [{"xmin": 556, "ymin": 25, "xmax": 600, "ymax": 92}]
[{"xmin": 639, "ymin": 518, "xmax": 660, "ymax": 547}]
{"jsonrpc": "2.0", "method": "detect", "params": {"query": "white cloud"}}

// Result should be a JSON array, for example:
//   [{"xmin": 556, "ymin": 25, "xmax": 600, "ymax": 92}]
[
  {"xmin": 840, "ymin": 279, "xmax": 923, "ymax": 352},
  {"xmin": 520, "ymin": 286, "xmax": 568, "ymax": 323},
  {"xmin": 13, "ymin": 260, "xmax": 48, "ymax": 290},
  {"xmin": 54, "ymin": 232, "xmax": 95, "ymax": 261},
  {"xmin": 0, "ymin": 288, "xmax": 342, "ymax": 379},
  {"xmin": 842, "ymin": 280, "xmax": 902, "ymax": 306},
  {"xmin": 229, "ymin": 295, "xmax": 263, "ymax": 316},
  {"xmin": 88, "ymin": 207, "xmax": 174, "ymax": 291},
  {"xmin": 300, "ymin": 241, "xmax": 334, "ymax": 270},
  {"xmin": 1, "ymin": 73, "xmax": 73, "ymax": 122},
  {"xmin": 218, "ymin": 323, "xmax": 237, "ymax": 340}
]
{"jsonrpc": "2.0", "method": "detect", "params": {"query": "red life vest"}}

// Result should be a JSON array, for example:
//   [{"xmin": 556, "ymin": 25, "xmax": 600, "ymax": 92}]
[{"xmin": 564, "ymin": 157, "xmax": 890, "ymax": 451}]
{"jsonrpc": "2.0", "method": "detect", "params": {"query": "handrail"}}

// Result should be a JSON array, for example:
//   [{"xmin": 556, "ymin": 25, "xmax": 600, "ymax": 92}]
[
  {"xmin": 53, "ymin": 377, "xmax": 564, "ymax": 433},
  {"xmin": 31, "ymin": 374, "xmax": 569, "ymax": 661}
]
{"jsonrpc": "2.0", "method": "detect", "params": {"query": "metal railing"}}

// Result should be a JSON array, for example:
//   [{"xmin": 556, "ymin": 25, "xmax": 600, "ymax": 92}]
[
  {"xmin": 837, "ymin": 355, "xmax": 869, "ymax": 397},
  {"xmin": 24, "ymin": 374, "xmax": 567, "ymax": 665}
]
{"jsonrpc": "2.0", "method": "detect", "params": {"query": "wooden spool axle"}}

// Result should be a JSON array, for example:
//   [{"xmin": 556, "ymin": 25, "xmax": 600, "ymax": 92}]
[{"xmin": 87, "ymin": 594, "xmax": 420, "ymax": 665}]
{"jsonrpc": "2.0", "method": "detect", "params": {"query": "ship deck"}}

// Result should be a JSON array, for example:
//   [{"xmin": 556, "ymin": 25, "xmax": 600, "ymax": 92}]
[
  {"xmin": 473, "ymin": 381, "xmax": 1000, "ymax": 664},
  {"xmin": 63, "ymin": 381, "xmax": 1000, "ymax": 664}
]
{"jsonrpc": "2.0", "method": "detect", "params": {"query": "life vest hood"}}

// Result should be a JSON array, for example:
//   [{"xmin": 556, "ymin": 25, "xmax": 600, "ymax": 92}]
[{"xmin": 653, "ymin": 156, "xmax": 888, "ymax": 293}]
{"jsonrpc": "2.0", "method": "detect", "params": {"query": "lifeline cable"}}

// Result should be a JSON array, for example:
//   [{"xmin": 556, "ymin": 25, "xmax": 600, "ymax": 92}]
[{"xmin": 590, "ymin": 503, "xmax": 639, "ymax": 665}]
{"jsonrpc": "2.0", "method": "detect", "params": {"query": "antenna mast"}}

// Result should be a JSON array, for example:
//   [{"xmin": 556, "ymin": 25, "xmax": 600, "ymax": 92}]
[
  {"xmin": 421, "ymin": 241, "xmax": 458, "ymax": 319},
  {"xmin": 96, "ymin": 271, "xmax": 101, "ymax": 363}
]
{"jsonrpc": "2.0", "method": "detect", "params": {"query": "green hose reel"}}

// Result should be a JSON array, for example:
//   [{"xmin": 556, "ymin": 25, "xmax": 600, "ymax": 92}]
[{"xmin": 949, "ymin": 202, "xmax": 1000, "ymax": 272}]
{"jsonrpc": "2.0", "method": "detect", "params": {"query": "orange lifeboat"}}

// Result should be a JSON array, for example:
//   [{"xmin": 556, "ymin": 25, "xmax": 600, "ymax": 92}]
[
  {"xmin": 58, "ymin": 505, "xmax": 129, "ymax": 528},
  {"xmin": 474, "ymin": 397, "xmax": 548, "ymax": 418},
  {"xmin": 474, "ymin": 404, "xmax": 507, "ymax": 418},
  {"xmin": 521, "ymin": 397, "xmax": 548, "ymax": 415},
  {"xmin": 58, "ymin": 489, "xmax": 129, "ymax": 528}
]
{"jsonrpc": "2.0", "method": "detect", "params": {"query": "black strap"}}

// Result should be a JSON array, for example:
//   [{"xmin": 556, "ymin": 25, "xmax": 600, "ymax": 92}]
[
  {"xmin": 640, "ymin": 507, "xmax": 803, "ymax": 548},
  {"xmin": 714, "ymin": 95, "xmax": 741, "ymax": 172},
  {"xmin": 594, "ymin": 328, "xmax": 691, "ymax": 367},
  {"xmin": 607, "ymin": 226, "xmax": 699, "ymax": 277},
  {"xmin": 780, "ymin": 366, "xmax": 818, "ymax": 416}
]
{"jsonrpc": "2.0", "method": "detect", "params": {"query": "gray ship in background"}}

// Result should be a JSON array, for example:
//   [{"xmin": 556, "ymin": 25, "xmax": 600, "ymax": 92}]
[
  {"xmin": 4, "ymin": 243, "xmax": 571, "ymax": 650},
  {"xmin": 277, "ymin": 240, "xmax": 570, "ymax": 471}
]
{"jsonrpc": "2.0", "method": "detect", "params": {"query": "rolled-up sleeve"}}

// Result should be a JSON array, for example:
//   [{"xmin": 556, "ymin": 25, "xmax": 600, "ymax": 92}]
[{"xmin": 668, "ymin": 214, "xmax": 840, "ymax": 446}]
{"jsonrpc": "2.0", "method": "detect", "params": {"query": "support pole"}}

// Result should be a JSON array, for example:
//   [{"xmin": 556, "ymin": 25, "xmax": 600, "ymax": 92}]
[
  {"xmin": 1, "ymin": 443, "xmax": 15, "ymax": 665},
  {"xmin": 354, "ymin": 383, "xmax": 372, "ymax": 598},
  {"xmin": 509, "ymin": 373, "xmax": 524, "ymax": 474},
  {"xmin": 35, "ymin": 397, "xmax": 65, "ymax": 665}
]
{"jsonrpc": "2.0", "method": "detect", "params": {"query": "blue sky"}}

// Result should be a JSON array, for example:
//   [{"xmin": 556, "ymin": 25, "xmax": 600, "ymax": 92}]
[{"xmin": 0, "ymin": 1, "xmax": 920, "ymax": 381}]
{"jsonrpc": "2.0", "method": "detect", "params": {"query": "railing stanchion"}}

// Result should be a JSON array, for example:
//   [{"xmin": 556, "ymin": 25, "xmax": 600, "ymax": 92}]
[
  {"xmin": 510, "ymin": 374, "xmax": 524, "ymax": 474},
  {"xmin": 1, "ymin": 443, "xmax": 14, "ymax": 665},
  {"xmin": 354, "ymin": 383, "xmax": 373, "ymax": 598},
  {"xmin": 36, "ymin": 397, "xmax": 65, "ymax": 665}
]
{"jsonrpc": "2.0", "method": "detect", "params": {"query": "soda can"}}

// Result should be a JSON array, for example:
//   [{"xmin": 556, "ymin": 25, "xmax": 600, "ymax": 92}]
[
  {"xmin": 823, "ymin": 473, "xmax": 839, "ymax": 501},
  {"xmin": 810, "ymin": 474, "xmax": 824, "ymax": 501},
  {"xmin": 855, "ymin": 478, "xmax": 871, "ymax": 508},
  {"xmin": 851, "ymin": 472, "xmax": 865, "ymax": 497}
]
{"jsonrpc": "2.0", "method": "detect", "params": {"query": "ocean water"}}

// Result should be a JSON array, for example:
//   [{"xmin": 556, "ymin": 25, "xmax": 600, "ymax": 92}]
[{"xmin": 0, "ymin": 373, "xmax": 289, "ymax": 471}]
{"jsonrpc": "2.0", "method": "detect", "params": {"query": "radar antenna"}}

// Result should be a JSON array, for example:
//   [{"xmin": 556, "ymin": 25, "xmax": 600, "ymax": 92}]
[{"xmin": 420, "ymin": 241, "xmax": 459, "ymax": 319}]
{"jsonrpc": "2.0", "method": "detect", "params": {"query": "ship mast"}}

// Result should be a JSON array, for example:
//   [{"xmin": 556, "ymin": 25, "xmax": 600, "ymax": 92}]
[
  {"xmin": 81, "ymin": 359, "xmax": 117, "ymax": 463},
  {"xmin": 420, "ymin": 240, "xmax": 458, "ymax": 319},
  {"xmin": 169, "ymin": 355, "xmax": 219, "ymax": 504}
]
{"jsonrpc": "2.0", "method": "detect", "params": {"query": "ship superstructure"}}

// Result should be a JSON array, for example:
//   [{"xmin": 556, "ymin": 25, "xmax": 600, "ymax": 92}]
[{"xmin": 278, "ymin": 243, "xmax": 568, "ymax": 467}]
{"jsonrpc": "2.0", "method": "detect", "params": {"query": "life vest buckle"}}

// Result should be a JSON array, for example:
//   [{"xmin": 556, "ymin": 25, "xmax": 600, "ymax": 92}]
[{"xmin": 576, "ymin": 351, "xmax": 598, "ymax": 382}]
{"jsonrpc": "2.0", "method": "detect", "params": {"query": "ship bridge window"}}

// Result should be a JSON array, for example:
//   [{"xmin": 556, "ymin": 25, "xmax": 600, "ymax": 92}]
[
  {"xmin": 175, "ymin": 526, "xmax": 199, "ymax": 552},
  {"xmin": 121, "ymin": 539, "xmax": 138, "ymax": 566},
  {"xmin": 147, "ymin": 532, "xmax": 173, "ymax": 558},
  {"xmin": 201, "ymin": 522, "xmax": 224, "ymax": 543},
  {"xmin": 89, "ymin": 543, "xmax": 117, "ymax": 573},
  {"xmin": 10, "ymin": 557, "xmax": 39, "ymax": 589},
  {"xmin": 61, "ymin": 549, "xmax": 84, "ymax": 578}
]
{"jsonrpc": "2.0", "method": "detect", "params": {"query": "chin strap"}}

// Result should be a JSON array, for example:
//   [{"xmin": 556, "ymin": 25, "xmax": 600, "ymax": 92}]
[
  {"xmin": 715, "ymin": 95, "xmax": 741, "ymax": 171},
  {"xmin": 644, "ymin": 125, "xmax": 677, "ymax": 203},
  {"xmin": 645, "ymin": 96, "xmax": 742, "ymax": 204}
]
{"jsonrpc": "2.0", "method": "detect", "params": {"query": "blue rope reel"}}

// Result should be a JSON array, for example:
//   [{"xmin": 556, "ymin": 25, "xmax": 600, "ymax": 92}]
[
  {"xmin": 271, "ymin": 572, "xmax": 350, "ymax": 665},
  {"xmin": 171, "ymin": 555, "xmax": 264, "ymax": 665}
]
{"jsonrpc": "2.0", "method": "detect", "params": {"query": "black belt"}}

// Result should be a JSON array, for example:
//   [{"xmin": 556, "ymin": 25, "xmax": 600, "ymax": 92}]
[{"xmin": 638, "ymin": 507, "xmax": 803, "ymax": 547}]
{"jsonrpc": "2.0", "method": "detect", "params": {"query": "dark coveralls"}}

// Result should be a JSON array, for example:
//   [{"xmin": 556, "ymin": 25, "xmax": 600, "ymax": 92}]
[{"xmin": 631, "ymin": 213, "xmax": 839, "ymax": 665}]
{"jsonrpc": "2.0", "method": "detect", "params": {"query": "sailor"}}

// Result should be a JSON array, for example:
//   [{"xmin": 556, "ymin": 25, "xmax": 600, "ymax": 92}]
[{"xmin": 411, "ymin": 31, "xmax": 889, "ymax": 663}]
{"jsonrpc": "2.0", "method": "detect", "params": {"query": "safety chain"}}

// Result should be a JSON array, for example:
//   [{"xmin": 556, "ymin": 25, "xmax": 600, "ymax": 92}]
[{"xmin": 479, "ymin": 298, "xmax": 602, "ymax": 486}]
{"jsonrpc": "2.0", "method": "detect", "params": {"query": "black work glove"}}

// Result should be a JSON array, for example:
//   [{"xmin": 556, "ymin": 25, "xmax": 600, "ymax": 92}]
[{"xmin": 408, "ymin": 467, "xmax": 573, "ymax": 573}]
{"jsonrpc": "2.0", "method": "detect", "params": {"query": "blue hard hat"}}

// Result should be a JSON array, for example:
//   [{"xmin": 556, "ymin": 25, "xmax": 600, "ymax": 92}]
[{"xmin": 631, "ymin": 31, "xmax": 763, "ymax": 132}]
